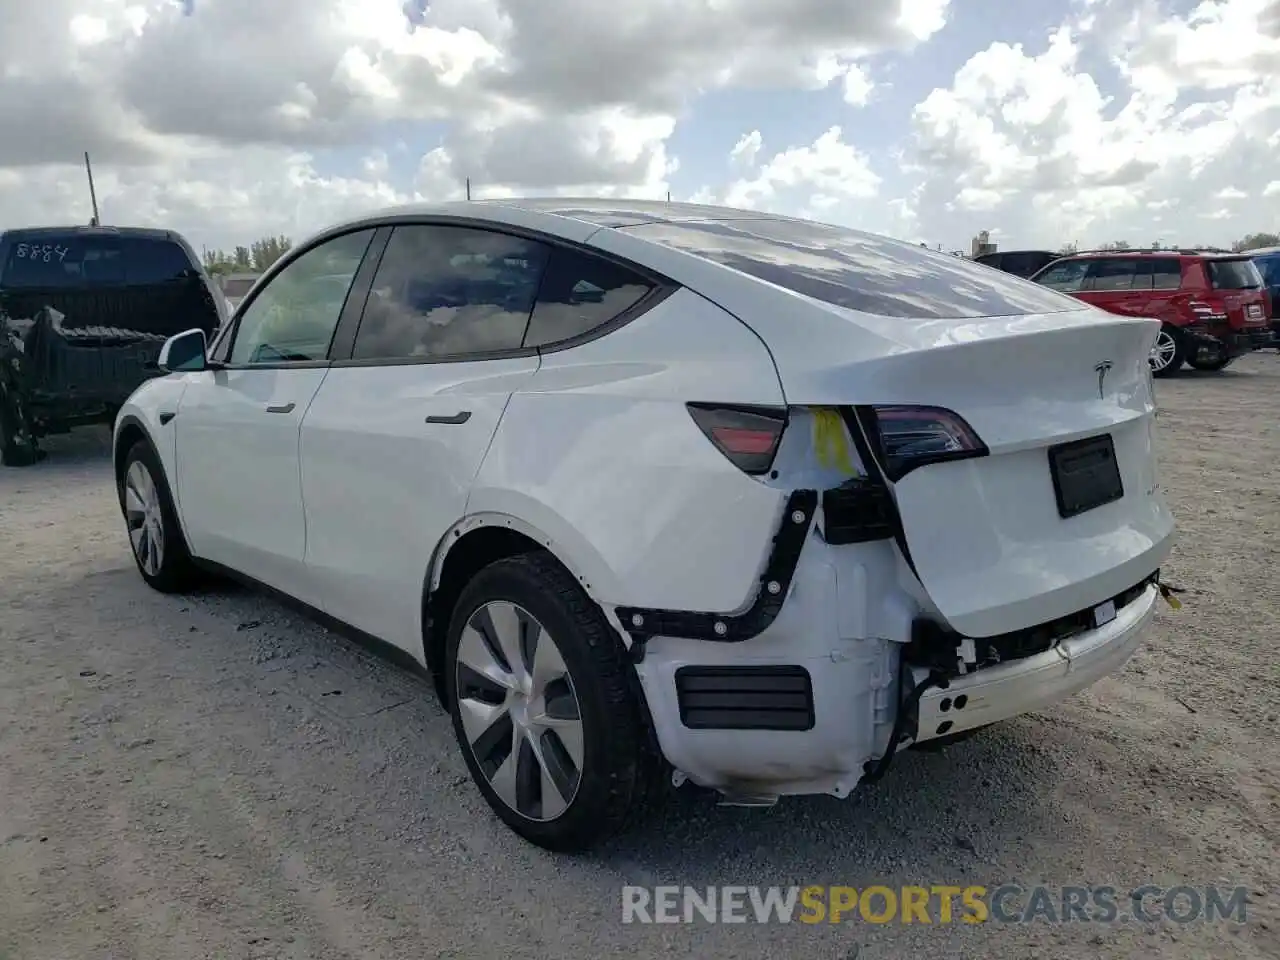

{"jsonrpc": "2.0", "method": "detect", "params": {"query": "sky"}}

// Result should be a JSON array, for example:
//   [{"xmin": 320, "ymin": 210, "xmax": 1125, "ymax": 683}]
[{"xmin": 1, "ymin": 0, "xmax": 1278, "ymax": 255}]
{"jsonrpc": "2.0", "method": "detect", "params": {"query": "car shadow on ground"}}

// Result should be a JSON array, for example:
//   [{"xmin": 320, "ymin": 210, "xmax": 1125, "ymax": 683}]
[{"xmin": 154, "ymin": 574, "xmax": 1067, "ymax": 883}]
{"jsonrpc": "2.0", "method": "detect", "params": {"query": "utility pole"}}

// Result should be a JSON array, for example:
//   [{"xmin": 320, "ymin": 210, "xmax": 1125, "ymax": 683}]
[
  {"xmin": 666, "ymin": 191, "xmax": 671, "ymax": 203},
  {"xmin": 465, "ymin": 178, "xmax": 471, "ymax": 200},
  {"xmin": 84, "ymin": 151, "xmax": 100, "ymax": 226}
]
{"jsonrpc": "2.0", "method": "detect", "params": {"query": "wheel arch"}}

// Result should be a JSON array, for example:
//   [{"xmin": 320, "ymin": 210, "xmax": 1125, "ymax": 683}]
[
  {"xmin": 420, "ymin": 510, "xmax": 627, "ymax": 703},
  {"xmin": 113, "ymin": 413, "xmax": 193, "ymax": 549},
  {"xmin": 113, "ymin": 414, "xmax": 153, "ymax": 498}
]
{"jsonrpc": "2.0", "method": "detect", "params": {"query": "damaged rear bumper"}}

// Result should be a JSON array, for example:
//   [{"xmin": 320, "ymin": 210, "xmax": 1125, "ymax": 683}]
[
  {"xmin": 629, "ymin": 553, "xmax": 1162, "ymax": 799},
  {"xmin": 910, "ymin": 582, "xmax": 1159, "ymax": 744}
]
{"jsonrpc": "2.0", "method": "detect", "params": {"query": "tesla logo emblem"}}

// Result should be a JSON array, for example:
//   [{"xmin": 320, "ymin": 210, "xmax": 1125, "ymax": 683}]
[{"xmin": 1094, "ymin": 360, "xmax": 1113, "ymax": 398}]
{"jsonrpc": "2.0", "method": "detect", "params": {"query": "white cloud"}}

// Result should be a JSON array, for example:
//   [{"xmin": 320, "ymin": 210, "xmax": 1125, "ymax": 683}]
[
  {"xmin": 696, "ymin": 126, "xmax": 914, "ymax": 239},
  {"xmin": 840, "ymin": 64, "xmax": 877, "ymax": 106},
  {"xmin": 1, "ymin": 0, "xmax": 1278, "ymax": 257},
  {"xmin": 729, "ymin": 131, "xmax": 764, "ymax": 171},
  {"xmin": 0, "ymin": 0, "xmax": 943, "ymax": 249},
  {"xmin": 904, "ymin": 0, "xmax": 1280, "ymax": 248}
]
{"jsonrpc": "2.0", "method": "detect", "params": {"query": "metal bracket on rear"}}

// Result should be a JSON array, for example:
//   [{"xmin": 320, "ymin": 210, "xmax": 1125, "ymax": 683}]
[{"xmin": 615, "ymin": 489, "xmax": 817, "ymax": 644}]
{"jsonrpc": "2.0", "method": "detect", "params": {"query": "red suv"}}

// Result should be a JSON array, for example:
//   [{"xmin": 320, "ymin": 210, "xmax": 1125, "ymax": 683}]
[{"xmin": 1029, "ymin": 250, "xmax": 1274, "ymax": 376}]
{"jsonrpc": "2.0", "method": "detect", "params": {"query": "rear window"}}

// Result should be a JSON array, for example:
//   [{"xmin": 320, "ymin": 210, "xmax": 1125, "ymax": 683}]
[
  {"xmin": 1, "ymin": 233, "xmax": 196, "ymax": 288},
  {"xmin": 620, "ymin": 219, "xmax": 1081, "ymax": 319},
  {"xmin": 1207, "ymin": 258, "xmax": 1263, "ymax": 290},
  {"xmin": 120, "ymin": 237, "xmax": 196, "ymax": 283},
  {"xmin": 1, "ymin": 234, "xmax": 124, "ymax": 287}
]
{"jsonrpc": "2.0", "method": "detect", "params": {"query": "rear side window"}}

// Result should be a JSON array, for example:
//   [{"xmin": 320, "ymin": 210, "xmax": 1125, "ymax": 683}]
[
  {"xmin": 620, "ymin": 219, "xmax": 1081, "ymax": 319},
  {"xmin": 1084, "ymin": 258, "xmax": 1140, "ymax": 291},
  {"xmin": 1, "ymin": 235, "xmax": 123, "ymax": 287},
  {"xmin": 121, "ymin": 237, "xmax": 196, "ymax": 283},
  {"xmin": 351, "ymin": 225, "xmax": 549, "ymax": 360},
  {"xmin": 1207, "ymin": 258, "xmax": 1263, "ymax": 290},
  {"xmin": 1148, "ymin": 258, "xmax": 1182, "ymax": 290},
  {"xmin": 523, "ymin": 249, "xmax": 654, "ymax": 347}
]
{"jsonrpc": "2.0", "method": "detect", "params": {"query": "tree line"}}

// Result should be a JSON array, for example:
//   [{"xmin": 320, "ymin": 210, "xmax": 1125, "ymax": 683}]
[
  {"xmin": 1057, "ymin": 232, "xmax": 1280, "ymax": 255},
  {"xmin": 201, "ymin": 235, "xmax": 293, "ymax": 275}
]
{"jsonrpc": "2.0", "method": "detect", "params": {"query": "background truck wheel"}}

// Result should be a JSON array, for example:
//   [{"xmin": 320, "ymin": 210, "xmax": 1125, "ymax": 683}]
[
  {"xmin": 0, "ymin": 386, "xmax": 39, "ymax": 467},
  {"xmin": 445, "ymin": 551, "xmax": 659, "ymax": 852},
  {"xmin": 1149, "ymin": 326, "xmax": 1184, "ymax": 378},
  {"xmin": 1186, "ymin": 355, "xmax": 1236, "ymax": 372},
  {"xmin": 118, "ymin": 439, "xmax": 200, "ymax": 592}
]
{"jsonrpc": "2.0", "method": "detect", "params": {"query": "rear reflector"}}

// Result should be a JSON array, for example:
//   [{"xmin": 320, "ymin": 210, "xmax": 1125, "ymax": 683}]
[{"xmin": 687, "ymin": 403, "xmax": 787, "ymax": 475}]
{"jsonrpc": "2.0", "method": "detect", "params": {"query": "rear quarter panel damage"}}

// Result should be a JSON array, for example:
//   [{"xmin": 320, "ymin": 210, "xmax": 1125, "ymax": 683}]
[{"xmin": 466, "ymin": 287, "xmax": 792, "ymax": 614}]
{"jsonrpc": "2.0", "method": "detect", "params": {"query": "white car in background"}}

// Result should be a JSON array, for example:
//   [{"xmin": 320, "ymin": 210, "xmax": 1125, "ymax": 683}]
[{"xmin": 112, "ymin": 199, "xmax": 1176, "ymax": 851}]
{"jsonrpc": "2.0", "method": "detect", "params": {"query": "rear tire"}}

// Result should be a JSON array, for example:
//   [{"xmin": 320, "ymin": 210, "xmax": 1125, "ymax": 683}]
[
  {"xmin": 1149, "ymin": 326, "xmax": 1184, "ymax": 378},
  {"xmin": 0, "ymin": 385, "xmax": 39, "ymax": 467},
  {"xmin": 445, "ymin": 551, "xmax": 659, "ymax": 852},
  {"xmin": 1186, "ymin": 355, "xmax": 1235, "ymax": 372},
  {"xmin": 119, "ymin": 438, "xmax": 200, "ymax": 593}
]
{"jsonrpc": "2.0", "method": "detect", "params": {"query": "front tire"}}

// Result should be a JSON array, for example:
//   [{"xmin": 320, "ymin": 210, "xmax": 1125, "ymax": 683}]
[
  {"xmin": 445, "ymin": 552, "xmax": 657, "ymax": 852},
  {"xmin": 1149, "ymin": 326, "xmax": 1184, "ymax": 377},
  {"xmin": 119, "ymin": 439, "xmax": 199, "ymax": 593}
]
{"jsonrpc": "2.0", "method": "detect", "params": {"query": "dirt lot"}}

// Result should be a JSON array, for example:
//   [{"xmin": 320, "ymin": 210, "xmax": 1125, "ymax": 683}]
[{"xmin": 2, "ymin": 356, "xmax": 1278, "ymax": 960}]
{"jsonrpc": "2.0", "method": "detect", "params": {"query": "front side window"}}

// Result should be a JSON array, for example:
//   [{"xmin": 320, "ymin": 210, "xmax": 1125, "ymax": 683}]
[
  {"xmin": 523, "ymin": 248, "xmax": 654, "ymax": 347},
  {"xmin": 228, "ymin": 229, "xmax": 374, "ymax": 365},
  {"xmin": 1033, "ymin": 259, "xmax": 1090, "ymax": 292},
  {"xmin": 351, "ymin": 225, "xmax": 548, "ymax": 361}
]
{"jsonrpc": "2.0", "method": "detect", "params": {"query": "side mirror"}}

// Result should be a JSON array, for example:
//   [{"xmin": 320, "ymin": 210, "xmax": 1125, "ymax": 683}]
[{"xmin": 158, "ymin": 328, "xmax": 208, "ymax": 373}]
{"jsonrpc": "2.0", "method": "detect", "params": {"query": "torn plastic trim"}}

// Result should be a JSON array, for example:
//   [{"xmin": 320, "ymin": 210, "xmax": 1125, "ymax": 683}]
[{"xmin": 616, "ymin": 488, "xmax": 817, "ymax": 646}]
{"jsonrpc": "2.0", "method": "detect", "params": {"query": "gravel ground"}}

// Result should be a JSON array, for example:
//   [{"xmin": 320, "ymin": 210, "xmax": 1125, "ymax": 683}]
[{"xmin": 2, "ymin": 356, "xmax": 1279, "ymax": 960}]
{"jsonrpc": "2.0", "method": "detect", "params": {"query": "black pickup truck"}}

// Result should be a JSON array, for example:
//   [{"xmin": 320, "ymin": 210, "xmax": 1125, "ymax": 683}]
[{"xmin": 0, "ymin": 226, "xmax": 225, "ymax": 465}]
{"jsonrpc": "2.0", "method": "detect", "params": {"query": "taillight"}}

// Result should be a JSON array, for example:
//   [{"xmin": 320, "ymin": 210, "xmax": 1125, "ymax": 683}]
[
  {"xmin": 687, "ymin": 403, "xmax": 787, "ymax": 475},
  {"xmin": 862, "ymin": 405, "xmax": 987, "ymax": 481},
  {"xmin": 1188, "ymin": 300, "xmax": 1227, "ymax": 322}
]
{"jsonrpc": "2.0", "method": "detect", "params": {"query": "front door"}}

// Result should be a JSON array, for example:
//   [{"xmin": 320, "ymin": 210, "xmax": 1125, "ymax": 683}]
[{"xmin": 173, "ymin": 228, "xmax": 377, "ymax": 603}]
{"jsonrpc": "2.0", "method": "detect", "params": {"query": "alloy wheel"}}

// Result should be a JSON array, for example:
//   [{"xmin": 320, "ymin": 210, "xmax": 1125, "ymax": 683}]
[
  {"xmin": 454, "ymin": 600, "xmax": 585, "ymax": 822},
  {"xmin": 124, "ymin": 460, "xmax": 165, "ymax": 577},
  {"xmin": 1149, "ymin": 330, "xmax": 1178, "ymax": 373}
]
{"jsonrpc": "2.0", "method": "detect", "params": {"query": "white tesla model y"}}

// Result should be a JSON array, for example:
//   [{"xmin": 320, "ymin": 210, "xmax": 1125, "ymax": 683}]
[{"xmin": 114, "ymin": 200, "xmax": 1176, "ymax": 851}]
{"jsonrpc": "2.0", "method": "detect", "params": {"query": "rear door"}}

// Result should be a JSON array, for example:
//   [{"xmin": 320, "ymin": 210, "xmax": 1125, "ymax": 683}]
[
  {"xmin": 1076, "ymin": 257, "xmax": 1148, "ymax": 316},
  {"xmin": 298, "ymin": 222, "xmax": 548, "ymax": 654}
]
